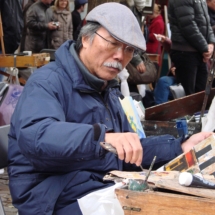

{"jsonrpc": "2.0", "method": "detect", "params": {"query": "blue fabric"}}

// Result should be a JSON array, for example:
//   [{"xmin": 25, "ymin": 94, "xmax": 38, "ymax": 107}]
[
  {"xmin": 8, "ymin": 40, "xmax": 183, "ymax": 215},
  {"xmin": 154, "ymin": 76, "xmax": 176, "ymax": 105}
]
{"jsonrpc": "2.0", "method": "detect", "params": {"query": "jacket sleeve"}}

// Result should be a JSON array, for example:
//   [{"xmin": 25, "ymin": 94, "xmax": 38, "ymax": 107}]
[
  {"xmin": 26, "ymin": 7, "xmax": 48, "ymax": 31},
  {"xmin": 12, "ymin": 77, "xmax": 107, "ymax": 172},
  {"xmin": 123, "ymin": 134, "xmax": 183, "ymax": 171},
  {"xmin": 141, "ymin": 134, "xmax": 183, "ymax": 167}
]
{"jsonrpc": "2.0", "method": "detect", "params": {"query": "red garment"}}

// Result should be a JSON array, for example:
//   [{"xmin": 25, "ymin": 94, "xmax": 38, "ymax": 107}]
[{"xmin": 146, "ymin": 15, "xmax": 165, "ymax": 54}]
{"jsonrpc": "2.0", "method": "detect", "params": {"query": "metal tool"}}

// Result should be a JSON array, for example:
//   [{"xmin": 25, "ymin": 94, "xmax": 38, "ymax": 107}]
[{"xmin": 100, "ymin": 142, "xmax": 147, "ymax": 172}]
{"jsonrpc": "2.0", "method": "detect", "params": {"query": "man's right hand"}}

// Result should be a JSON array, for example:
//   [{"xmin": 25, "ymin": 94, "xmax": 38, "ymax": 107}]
[
  {"xmin": 104, "ymin": 132, "xmax": 143, "ymax": 166},
  {"xmin": 203, "ymin": 44, "xmax": 214, "ymax": 62}
]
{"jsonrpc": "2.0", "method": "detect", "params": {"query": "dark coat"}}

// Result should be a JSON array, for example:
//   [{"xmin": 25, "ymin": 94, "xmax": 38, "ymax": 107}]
[
  {"xmin": 72, "ymin": 10, "xmax": 82, "ymax": 40},
  {"xmin": 8, "ymin": 40, "xmax": 184, "ymax": 215},
  {"xmin": 168, "ymin": 0, "xmax": 215, "ymax": 53},
  {"xmin": 0, "ymin": 0, "xmax": 23, "ymax": 54},
  {"xmin": 20, "ymin": 0, "xmax": 36, "ymax": 52},
  {"xmin": 25, "ymin": 0, "xmax": 51, "ymax": 53}
]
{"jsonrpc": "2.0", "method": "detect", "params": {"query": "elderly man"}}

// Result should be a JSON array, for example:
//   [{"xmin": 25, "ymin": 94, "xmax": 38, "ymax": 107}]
[{"xmin": 8, "ymin": 3, "xmax": 212, "ymax": 215}]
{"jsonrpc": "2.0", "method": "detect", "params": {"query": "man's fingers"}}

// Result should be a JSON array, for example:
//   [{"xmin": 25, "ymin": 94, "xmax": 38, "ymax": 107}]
[
  {"xmin": 104, "ymin": 132, "xmax": 143, "ymax": 166},
  {"xmin": 125, "ymin": 133, "xmax": 143, "ymax": 166}
]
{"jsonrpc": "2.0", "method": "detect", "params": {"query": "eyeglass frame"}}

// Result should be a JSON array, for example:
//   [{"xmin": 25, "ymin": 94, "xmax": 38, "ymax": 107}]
[{"xmin": 94, "ymin": 32, "xmax": 138, "ymax": 58}]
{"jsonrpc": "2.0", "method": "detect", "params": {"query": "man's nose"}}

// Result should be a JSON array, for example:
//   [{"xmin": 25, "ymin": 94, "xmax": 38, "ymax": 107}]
[{"xmin": 113, "ymin": 47, "xmax": 124, "ymax": 60}]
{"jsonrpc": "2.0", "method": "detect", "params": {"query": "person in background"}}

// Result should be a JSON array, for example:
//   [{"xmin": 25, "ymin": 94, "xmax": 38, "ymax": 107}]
[
  {"xmin": 153, "ymin": 34, "xmax": 177, "ymax": 105},
  {"xmin": 24, "ymin": 0, "xmax": 57, "ymax": 53},
  {"xmin": 207, "ymin": 0, "xmax": 215, "ymax": 34},
  {"xmin": 8, "ymin": 3, "xmax": 213, "ymax": 214},
  {"xmin": 168, "ymin": 0, "xmax": 215, "ymax": 96},
  {"xmin": 206, "ymin": 0, "xmax": 215, "ymax": 88},
  {"xmin": 72, "ymin": 0, "xmax": 88, "ymax": 40},
  {"xmin": 20, "ymin": 0, "xmax": 37, "ymax": 52},
  {"xmin": 47, "ymin": 0, "xmax": 73, "ymax": 49},
  {"xmin": 146, "ymin": 3, "xmax": 164, "ymax": 54}
]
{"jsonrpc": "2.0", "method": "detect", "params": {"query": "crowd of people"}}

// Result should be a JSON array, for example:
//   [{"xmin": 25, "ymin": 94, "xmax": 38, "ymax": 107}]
[{"xmin": 20, "ymin": 0, "xmax": 88, "ymax": 53}]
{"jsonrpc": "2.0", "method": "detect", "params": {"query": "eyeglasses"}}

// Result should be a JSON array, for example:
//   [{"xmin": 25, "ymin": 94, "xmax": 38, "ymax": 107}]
[{"xmin": 95, "ymin": 32, "xmax": 138, "ymax": 58}]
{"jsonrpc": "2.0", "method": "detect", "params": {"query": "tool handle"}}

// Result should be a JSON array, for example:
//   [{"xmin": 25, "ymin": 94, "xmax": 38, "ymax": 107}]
[{"xmin": 100, "ymin": 142, "xmax": 118, "ymax": 155}]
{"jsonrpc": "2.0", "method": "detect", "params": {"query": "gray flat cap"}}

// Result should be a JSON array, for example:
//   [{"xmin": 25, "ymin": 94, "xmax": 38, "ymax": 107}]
[{"xmin": 86, "ymin": 3, "xmax": 146, "ymax": 51}]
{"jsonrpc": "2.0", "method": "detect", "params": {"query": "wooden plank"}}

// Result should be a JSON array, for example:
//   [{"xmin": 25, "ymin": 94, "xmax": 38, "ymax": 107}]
[
  {"xmin": 145, "ymin": 88, "xmax": 215, "ymax": 121},
  {"xmin": 142, "ymin": 120, "xmax": 201, "ymax": 137},
  {"xmin": 0, "ymin": 53, "xmax": 50, "ymax": 68},
  {"xmin": 116, "ymin": 188, "xmax": 215, "ymax": 215},
  {"xmin": 155, "ymin": 178, "xmax": 215, "ymax": 199}
]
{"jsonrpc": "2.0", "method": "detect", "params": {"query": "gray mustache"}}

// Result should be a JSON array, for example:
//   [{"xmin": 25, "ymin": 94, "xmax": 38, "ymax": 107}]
[{"xmin": 103, "ymin": 62, "xmax": 123, "ymax": 71}]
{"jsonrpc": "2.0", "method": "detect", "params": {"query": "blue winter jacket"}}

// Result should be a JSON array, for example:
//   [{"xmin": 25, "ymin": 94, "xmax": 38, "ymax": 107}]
[{"xmin": 8, "ymin": 41, "xmax": 183, "ymax": 215}]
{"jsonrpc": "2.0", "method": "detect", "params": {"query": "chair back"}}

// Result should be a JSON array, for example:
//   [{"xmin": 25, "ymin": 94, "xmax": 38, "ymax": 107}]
[{"xmin": 0, "ymin": 125, "xmax": 10, "ymax": 169}]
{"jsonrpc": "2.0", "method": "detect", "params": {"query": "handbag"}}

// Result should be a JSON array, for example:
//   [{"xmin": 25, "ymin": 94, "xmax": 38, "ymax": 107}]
[
  {"xmin": 169, "ymin": 84, "xmax": 186, "ymax": 99},
  {"xmin": 0, "ymin": 68, "xmax": 23, "ymax": 126},
  {"xmin": 126, "ymin": 53, "xmax": 158, "ymax": 85}
]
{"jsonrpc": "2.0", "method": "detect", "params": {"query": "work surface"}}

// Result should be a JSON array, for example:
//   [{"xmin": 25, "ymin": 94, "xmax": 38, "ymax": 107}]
[{"xmin": 0, "ymin": 170, "xmax": 17, "ymax": 215}]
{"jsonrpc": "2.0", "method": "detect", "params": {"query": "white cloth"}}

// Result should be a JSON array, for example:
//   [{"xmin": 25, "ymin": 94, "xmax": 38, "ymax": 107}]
[
  {"xmin": 137, "ymin": 84, "xmax": 146, "ymax": 97},
  {"xmin": 201, "ymin": 96, "xmax": 215, "ymax": 132},
  {"xmin": 77, "ymin": 183, "xmax": 124, "ymax": 215},
  {"xmin": 134, "ymin": 0, "xmax": 146, "ymax": 12},
  {"xmin": 117, "ymin": 68, "xmax": 130, "ymax": 97}
]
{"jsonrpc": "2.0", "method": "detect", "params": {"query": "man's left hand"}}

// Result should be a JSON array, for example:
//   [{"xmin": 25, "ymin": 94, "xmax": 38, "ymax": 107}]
[{"xmin": 181, "ymin": 132, "xmax": 214, "ymax": 153}]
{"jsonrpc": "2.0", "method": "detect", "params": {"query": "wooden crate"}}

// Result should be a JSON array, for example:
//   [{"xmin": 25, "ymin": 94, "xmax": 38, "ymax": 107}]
[
  {"xmin": 115, "ymin": 188, "xmax": 215, "ymax": 215},
  {"xmin": 0, "ymin": 53, "xmax": 50, "ymax": 68},
  {"xmin": 142, "ymin": 120, "xmax": 201, "ymax": 137},
  {"xmin": 145, "ymin": 88, "xmax": 215, "ymax": 121}
]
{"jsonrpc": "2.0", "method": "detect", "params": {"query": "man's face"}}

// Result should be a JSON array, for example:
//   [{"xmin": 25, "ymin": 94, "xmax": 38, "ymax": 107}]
[
  {"xmin": 79, "ymin": 27, "xmax": 134, "ymax": 81},
  {"xmin": 207, "ymin": 0, "xmax": 215, "ymax": 11}
]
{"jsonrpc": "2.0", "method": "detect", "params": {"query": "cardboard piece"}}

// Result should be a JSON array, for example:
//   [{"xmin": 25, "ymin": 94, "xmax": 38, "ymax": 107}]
[{"xmin": 164, "ymin": 134, "xmax": 215, "ymax": 176}]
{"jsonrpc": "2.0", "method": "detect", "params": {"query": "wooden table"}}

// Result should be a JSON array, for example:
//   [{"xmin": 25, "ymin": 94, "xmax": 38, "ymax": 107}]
[{"xmin": 0, "ymin": 53, "xmax": 50, "ymax": 68}]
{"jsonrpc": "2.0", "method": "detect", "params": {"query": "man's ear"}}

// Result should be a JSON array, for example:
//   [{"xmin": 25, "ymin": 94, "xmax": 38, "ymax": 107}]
[{"xmin": 82, "ymin": 36, "xmax": 90, "ymax": 49}]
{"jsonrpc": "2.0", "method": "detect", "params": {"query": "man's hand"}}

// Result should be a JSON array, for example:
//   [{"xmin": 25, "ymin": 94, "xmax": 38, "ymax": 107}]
[
  {"xmin": 136, "ymin": 61, "xmax": 146, "ymax": 73},
  {"xmin": 203, "ymin": 44, "xmax": 214, "ymax": 62},
  {"xmin": 104, "ymin": 132, "xmax": 143, "ymax": 166},
  {"xmin": 181, "ymin": 132, "xmax": 214, "ymax": 153}
]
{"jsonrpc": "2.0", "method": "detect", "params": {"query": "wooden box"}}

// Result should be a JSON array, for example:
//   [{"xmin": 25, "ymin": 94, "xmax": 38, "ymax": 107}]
[
  {"xmin": 0, "ymin": 53, "xmax": 50, "ymax": 68},
  {"xmin": 145, "ymin": 88, "xmax": 215, "ymax": 121},
  {"xmin": 142, "ymin": 120, "xmax": 201, "ymax": 137},
  {"xmin": 115, "ymin": 188, "xmax": 215, "ymax": 215}
]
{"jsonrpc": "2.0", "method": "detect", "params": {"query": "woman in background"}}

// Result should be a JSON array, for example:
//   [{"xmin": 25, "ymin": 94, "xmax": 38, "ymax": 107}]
[
  {"xmin": 146, "ymin": 4, "xmax": 165, "ymax": 54},
  {"xmin": 48, "ymin": 0, "xmax": 73, "ymax": 49}
]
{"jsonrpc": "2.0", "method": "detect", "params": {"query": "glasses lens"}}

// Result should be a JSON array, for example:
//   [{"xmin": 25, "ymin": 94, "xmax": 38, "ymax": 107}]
[{"xmin": 107, "ymin": 41, "xmax": 121, "ymax": 52}]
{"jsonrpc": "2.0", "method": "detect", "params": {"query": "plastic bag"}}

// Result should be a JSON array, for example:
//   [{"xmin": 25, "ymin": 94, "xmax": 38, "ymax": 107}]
[
  {"xmin": 0, "ymin": 68, "xmax": 23, "ymax": 126},
  {"xmin": 77, "ymin": 183, "xmax": 124, "ymax": 215}
]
